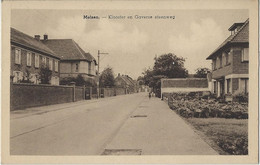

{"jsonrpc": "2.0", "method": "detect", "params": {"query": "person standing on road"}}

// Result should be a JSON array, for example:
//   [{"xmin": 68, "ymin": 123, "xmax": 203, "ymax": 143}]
[{"xmin": 149, "ymin": 92, "xmax": 151, "ymax": 99}]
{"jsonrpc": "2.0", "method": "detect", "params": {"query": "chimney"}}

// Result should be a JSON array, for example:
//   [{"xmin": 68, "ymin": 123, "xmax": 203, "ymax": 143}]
[
  {"xmin": 34, "ymin": 35, "xmax": 40, "ymax": 41},
  {"xmin": 44, "ymin": 34, "xmax": 48, "ymax": 40}
]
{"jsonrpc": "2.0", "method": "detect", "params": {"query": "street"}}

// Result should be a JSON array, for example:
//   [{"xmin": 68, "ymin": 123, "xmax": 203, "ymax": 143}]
[{"xmin": 10, "ymin": 93, "xmax": 217, "ymax": 155}]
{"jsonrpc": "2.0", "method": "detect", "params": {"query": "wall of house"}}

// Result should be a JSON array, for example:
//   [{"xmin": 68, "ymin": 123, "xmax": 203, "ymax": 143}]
[
  {"xmin": 60, "ymin": 62, "xmax": 72, "ymax": 73},
  {"xmin": 79, "ymin": 61, "xmax": 88, "ymax": 74},
  {"xmin": 211, "ymin": 50, "xmax": 233, "ymax": 79},
  {"xmin": 11, "ymin": 45, "xmax": 60, "ymax": 84},
  {"xmin": 232, "ymin": 47, "xmax": 249, "ymax": 74},
  {"xmin": 10, "ymin": 83, "xmax": 85, "ymax": 110}
]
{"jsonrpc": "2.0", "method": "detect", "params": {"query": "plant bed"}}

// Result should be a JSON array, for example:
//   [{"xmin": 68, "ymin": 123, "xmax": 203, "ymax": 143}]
[
  {"xmin": 185, "ymin": 118, "xmax": 248, "ymax": 155},
  {"xmin": 167, "ymin": 92, "xmax": 248, "ymax": 119}
]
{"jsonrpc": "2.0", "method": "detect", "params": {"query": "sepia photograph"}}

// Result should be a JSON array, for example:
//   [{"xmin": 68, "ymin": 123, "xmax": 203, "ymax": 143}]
[{"xmin": 1, "ymin": 0, "xmax": 259, "ymax": 164}]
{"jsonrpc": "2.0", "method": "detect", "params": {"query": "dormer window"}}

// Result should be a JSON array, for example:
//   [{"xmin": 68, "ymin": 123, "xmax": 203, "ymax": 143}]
[{"xmin": 229, "ymin": 22, "xmax": 244, "ymax": 35}]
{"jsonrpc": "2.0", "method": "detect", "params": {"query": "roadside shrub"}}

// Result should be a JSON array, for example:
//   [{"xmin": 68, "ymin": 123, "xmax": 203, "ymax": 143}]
[{"xmin": 217, "ymin": 137, "xmax": 248, "ymax": 155}]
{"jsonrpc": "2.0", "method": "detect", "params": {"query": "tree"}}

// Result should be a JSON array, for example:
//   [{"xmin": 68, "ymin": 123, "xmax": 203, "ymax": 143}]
[
  {"xmin": 153, "ymin": 53, "xmax": 188, "ymax": 78},
  {"xmin": 194, "ymin": 67, "xmax": 210, "ymax": 78},
  {"xmin": 100, "ymin": 67, "xmax": 115, "ymax": 88},
  {"xmin": 141, "ymin": 53, "xmax": 188, "ymax": 97},
  {"xmin": 39, "ymin": 66, "xmax": 52, "ymax": 84}
]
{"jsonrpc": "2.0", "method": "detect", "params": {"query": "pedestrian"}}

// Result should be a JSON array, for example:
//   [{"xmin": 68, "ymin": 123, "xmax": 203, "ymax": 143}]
[{"xmin": 149, "ymin": 92, "xmax": 151, "ymax": 99}]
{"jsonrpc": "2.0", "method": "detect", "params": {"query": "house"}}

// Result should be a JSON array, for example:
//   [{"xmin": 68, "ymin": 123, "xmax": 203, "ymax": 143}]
[
  {"xmin": 10, "ymin": 28, "xmax": 60, "ymax": 85},
  {"xmin": 42, "ymin": 37, "xmax": 97, "ymax": 84},
  {"xmin": 206, "ymin": 18, "xmax": 249, "ymax": 98},
  {"xmin": 161, "ymin": 78, "xmax": 210, "ymax": 98},
  {"xmin": 115, "ymin": 74, "xmax": 137, "ymax": 94}
]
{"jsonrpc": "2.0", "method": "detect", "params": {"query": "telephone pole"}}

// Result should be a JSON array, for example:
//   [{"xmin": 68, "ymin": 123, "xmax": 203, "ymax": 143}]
[{"xmin": 97, "ymin": 50, "xmax": 108, "ymax": 98}]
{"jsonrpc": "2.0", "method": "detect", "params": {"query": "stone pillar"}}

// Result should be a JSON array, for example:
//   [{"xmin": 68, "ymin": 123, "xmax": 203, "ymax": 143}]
[
  {"xmin": 217, "ymin": 81, "xmax": 220, "ymax": 97},
  {"xmin": 90, "ymin": 87, "xmax": 92, "ymax": 99},
  {"xmin": 83, "ymin": 85, "xmax": 86, "ymax": 100},
  {"xmin": 69, "ymin": 82, "xmax": 76, "ymax": 102}
]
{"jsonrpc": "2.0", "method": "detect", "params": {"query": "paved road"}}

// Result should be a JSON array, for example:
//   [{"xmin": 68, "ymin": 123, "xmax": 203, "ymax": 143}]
[{"xmin": 10, "ymin": 93, "xmax": 218, "ymax": 155}]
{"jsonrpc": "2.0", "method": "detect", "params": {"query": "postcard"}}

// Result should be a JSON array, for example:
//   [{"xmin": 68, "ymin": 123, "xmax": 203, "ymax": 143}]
[{"xmin": 1, "ymin": 0, "xmax": 259, "ymax": 164}]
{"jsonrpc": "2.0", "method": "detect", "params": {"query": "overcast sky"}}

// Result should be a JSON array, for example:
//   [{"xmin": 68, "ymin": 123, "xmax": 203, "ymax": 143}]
[{"xmin": 11, "ymin": 9, "xmax": 248, "ymax": 79}]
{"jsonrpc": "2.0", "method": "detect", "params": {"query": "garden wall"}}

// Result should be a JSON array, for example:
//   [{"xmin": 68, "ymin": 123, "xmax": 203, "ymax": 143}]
[{"xmin": 10, "ymin": 83, "xmax": 84, "ymax": 110}]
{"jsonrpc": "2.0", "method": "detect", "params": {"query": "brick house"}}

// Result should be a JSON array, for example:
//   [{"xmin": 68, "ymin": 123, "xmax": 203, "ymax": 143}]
[
  {"xmin": 206, "ymin": 19, "xmax": 249, "ymax": 98},
  {"xmin": 115, "ymin": 74, "xmax": 137, "ymax": 93},
  {"xmin": 11, "ymin": 28, "xmax": 60, "ymax": 85},
  {"xmin": 42, "ymin": 37, "xmax": 97, "ymax": 84}
]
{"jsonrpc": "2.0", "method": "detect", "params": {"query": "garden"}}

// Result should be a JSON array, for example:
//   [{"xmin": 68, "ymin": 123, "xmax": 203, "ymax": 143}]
[{"xmin": 163, "ymin": 92, "xmax": 248, "ymax": 155}]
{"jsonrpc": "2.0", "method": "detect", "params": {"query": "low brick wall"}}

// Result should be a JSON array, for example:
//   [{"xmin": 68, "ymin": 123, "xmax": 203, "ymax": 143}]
[
  {"xmin": 75, "ymin": 86, "xmax": 85, "ymax": 101},
  {"xmin": 10, "ymin": 83, "xmax": 84, "ymax": 110},
  {"xmin": 102, "ymin": 88, "xmax": 126, "ymax": 97}
]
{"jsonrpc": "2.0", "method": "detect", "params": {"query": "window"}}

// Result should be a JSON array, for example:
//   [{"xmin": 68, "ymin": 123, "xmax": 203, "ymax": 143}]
[
  {"xmin": 222, "ymin": 53, "xmax": 226, "ymax": 66},
  {"xmin": 42, "ymin": 56, "xmax": 46, "ymax": 66},
  {"xmin": 26, "ymin": 52, "xmax": 32, "ymax": 66},
  {"xmin": 88, "ymin": 62, "xmax": 91, "ymax": 74},
  {"xmin": 241, "ymin": 48, "xmax": 249, "ymax": 62},
  {"xmin": 216, "ymin": 57, "xmax": 220, "ymax": 69},
  {"xmin": 219, "ymin": 56, "xmax": 222, "ymax": 68},
  {"xmin": 54, "ymin": 60, "xmax": 58, "ymax": 72},
  {"xmin": 240, "ymin": 78, "xmax": 249, "ymax": 94},
  {"xmin": 213, "ymin": 59, "xmax": 216, "ymax": 70},
  {"xmin": 213, "ymin": 81, "xmax": 217, "ymax": 93},
  {"xmin": 49, "ymin": 58, "xmax": 53, "ymax": 70},
  {"xmin": 227, "ymin": 79, "xmax": 231, "ymax": 93},
  {"xmin": 35, "ymin": 54, "xmax": 39, "ymax": 68},
  {"xmin": 15, "ymin": 48, "xmax": 21, "ymax": 64},
  {"xmin": 226, "ymin": 52, "xmax": 229, "ymax": 65},
  {"xmin": 76, "ymin": 63, "xmax": 79, "ymax": 72}
]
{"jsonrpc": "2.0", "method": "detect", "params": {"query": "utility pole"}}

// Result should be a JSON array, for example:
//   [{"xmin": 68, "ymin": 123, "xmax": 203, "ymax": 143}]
[{"xmin": 97, "ymin": 50, "xmax": 108, "ymax": 98}]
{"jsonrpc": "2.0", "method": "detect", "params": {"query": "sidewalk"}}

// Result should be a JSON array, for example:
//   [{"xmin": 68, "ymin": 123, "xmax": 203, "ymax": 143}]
[
  {"xmin": 11, "ymin": 93, "xmax": 137, "ymax": 120},
  {"xmin": 103, "ymin": 97, "xmax": 218, "ymax": 155}
]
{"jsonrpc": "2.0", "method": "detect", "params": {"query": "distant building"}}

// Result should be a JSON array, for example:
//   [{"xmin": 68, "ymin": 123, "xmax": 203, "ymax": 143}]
[
  {"xmin": 42, "ymin": 37, "xmax": 97, "ymax": 84},
  {"xmin": 115, "ymin": 74, "xmax": 138, "ymax": 93},
  {"xmin": 206, "ymin": 19, "xmax": 249, "ymax": 97},
  {"xmin": 161, "ymin": 78, "xmax": 210, "ymax": 98},
  {"xmin": 10, "ymin": 28, "xmax": 60, "ymax": 85}
]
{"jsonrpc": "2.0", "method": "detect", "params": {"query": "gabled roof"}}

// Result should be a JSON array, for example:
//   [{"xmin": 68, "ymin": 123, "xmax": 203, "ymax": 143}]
[
  {"xmin": 206, "ymin": 18, "xmax": 249, "ymax": 60},
  {"xmin": 11, "ymin": 28, "xmax": 58, "ymax": 59},
  {"xmin": 116, "ymin": 75, "xmax": 136, "ymax": 86},
  {"xmin": 161, "ymin": 78, "xmax": 208, "ymax": 88},
  {"xmin": 42, "ymin": 39, "xmax": 94, "ymax": 61},
  {"xmin": 84, "ymin": 53, "xmax": 97, "ymax": 65}
]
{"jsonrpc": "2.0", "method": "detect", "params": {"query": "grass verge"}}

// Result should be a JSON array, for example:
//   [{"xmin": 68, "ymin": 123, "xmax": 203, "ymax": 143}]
[{"xmin": 185, "ymin": 118, "xmax": 248, "ymax": 155}]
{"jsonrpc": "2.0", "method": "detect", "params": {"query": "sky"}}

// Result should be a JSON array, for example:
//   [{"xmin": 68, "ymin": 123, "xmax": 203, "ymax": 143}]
[{"xmin": 11, "ymin": 9, "xmax": 248, "ymax": 79}]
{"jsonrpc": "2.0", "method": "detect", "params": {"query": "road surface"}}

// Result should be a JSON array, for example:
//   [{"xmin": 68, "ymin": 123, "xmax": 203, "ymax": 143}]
[{"xmin": 10, "ymin": 92, "xmax": 218, "ymax": 155}]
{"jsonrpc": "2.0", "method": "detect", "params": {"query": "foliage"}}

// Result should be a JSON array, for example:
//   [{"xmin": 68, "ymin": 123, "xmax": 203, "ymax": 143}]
[
  {"xmin": 60, "ymin": 74, "xmax": 96, "ymax": 87},
  {"xmin": 137, "ymin": 76, "xmax": 144, "ymax": 85},
  {"xmin": 100, "ymin": 67, "xmax": 115, "ymax": 88},
  {"xmin": 153, "ymin": 53, "xmax": 188, "ymax": 78},
  {"xmin": 194, "ymin": 67, "xmax": 210, "ymax": 78},
  {"xmin": 233, "ymin": 90, "xmax": 248, "ymax": 103},
  {"xmin": 39, "ymin": 65, "xmax": 52, "ymax": 84},
  {"xmin": 20, "ymin": 69, "xmax": 34, "ymax": 83},
  {"xmin": 142, "ymin": 53, "xmax": 188, "ymax": 96}
]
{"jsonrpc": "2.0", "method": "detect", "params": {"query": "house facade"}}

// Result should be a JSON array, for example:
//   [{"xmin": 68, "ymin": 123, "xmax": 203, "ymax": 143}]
[
  {"xmin": 11, "ymin": 28, "xmax": 60, "ymax": 85},
  {"xmin": 42, "ymin": 37, "xmax": 97, "ymax": 84},
  {"xmin": 206, "ymin": 19, "xmax": 249, "ymax": 98},
  {"xmin": 115, "ymin": 74, "xmax": 137, "ymax": 94}
]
